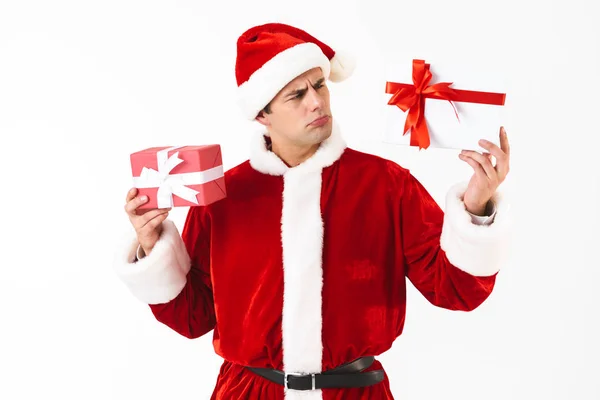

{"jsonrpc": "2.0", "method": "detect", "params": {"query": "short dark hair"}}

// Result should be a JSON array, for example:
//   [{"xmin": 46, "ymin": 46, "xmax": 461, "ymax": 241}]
[{"xmin": 262, "ymin": 102, "xmax": 272, "ymax": 114}]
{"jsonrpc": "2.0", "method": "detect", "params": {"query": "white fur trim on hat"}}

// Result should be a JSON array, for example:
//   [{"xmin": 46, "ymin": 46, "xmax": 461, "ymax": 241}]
[
  {"xmin": 237, "ymin": 42, "xmax": 331, "ymax": 120},
  {"xmin": 112, "ymin": 220, "xmax": 191, "ymax": 304},
  {"xmin": 440, "ymin": 182, "xmax": 512, "ymax": 276}
]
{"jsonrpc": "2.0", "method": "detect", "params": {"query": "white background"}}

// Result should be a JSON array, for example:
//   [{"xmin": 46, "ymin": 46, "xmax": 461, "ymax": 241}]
[{"xmin": 1, "ymin": 0, "xmax": 599, "ymax": 399}]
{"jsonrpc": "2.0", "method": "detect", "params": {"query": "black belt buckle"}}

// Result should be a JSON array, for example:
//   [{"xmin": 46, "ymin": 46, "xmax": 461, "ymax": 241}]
[{"xmin": 285, "ymin": 371, "xmax": 316, "ymax": 390}]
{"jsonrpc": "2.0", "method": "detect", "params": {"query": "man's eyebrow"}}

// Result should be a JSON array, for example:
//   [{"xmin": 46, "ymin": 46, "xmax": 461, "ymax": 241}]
[
  {"xmin": 285, "ymin": 86, "xmax": 307, "ymax": 98},
  {"xmin": 285, "ymin": 77, "xmax": 326, "ymax": 98}
]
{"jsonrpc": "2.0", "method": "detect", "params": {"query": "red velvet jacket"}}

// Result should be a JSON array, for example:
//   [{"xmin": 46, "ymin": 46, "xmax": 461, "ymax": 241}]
[{"xmin": 114, "ymin": 123, "xmax": 511, "ymax": 400}]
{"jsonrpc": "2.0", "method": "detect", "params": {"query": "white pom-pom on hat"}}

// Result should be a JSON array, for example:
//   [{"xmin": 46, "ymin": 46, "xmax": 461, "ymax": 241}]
[{"xmin": 329, "ymin": 49, "xmax": 356, "ymax": 83}]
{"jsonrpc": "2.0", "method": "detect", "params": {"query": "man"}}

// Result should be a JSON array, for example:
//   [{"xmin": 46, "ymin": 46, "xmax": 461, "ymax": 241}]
[{"xmin": 114, "ymin": 23, "xmax": 512, "ymax": 400}]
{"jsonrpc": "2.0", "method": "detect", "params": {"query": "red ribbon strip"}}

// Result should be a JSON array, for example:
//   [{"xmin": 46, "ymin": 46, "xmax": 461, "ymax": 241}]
[{"xmin": 385, "ymin": 59, "xmax": 506, "ymax": 149}]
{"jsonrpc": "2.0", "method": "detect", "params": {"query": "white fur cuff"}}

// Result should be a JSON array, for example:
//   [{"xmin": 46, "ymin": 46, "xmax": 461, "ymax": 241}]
[
  {"xmin": 440, "ymin": 182, "xmax": 512, "ymax": 276},
  {"xmin": 112, "ymin": 220, "xmax": 191, "ymax": 304}
]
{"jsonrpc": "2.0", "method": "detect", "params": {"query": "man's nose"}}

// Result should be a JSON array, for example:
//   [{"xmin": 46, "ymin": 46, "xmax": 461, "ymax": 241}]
[{"xmin": 305, "ymin": 86, "xmax": 324, "ymax": 111}]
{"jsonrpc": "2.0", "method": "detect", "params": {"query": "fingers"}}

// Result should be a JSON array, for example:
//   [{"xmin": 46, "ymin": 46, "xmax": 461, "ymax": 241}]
[
  {"xmin": 139, "ymin": 208, "xmax": 171, "ymax": 230},
  {"xmin": 478, "ymin": 139, "xmax": 505, "ymax": 161},
  {"xmin": 126, "ymin": 187, "xmax": 138, "ymax": 203},
  {"xmin": 483, "ymin": 152, "xmax": 495, "ymax": 167},
  {"xmin": 478, "ymin": 128, "xmax": 510, "ymax": 181},
  {"xmin": 500, "ymin": 126, "xmax": 510, "ymax": 157},
  {"xmin": 460, "ymin": 150, "xmax": 496, "ymax": 181},
  {"xmin": 144, "ymin": 211, "xmax": 170, "ymax": 231},
  {"xmin": 496, "ymin": 127, "xmax": 511, "ymax": 180},
  {"xmin": 459, "ymin": 153, "xmax": 487, "ymax": 179},
  {"xmin": 124, "ymin": 193, "xmax": 148, "ymax": 217}
]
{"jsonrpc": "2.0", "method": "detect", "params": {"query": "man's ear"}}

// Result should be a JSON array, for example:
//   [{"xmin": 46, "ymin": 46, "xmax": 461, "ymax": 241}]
[{"xmin": 255, "ymin": 110, "xmax": 270, "ymax": 127}]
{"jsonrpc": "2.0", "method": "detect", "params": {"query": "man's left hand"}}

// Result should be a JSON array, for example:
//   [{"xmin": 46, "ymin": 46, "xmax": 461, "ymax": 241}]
[{"xmin": 459, "ymin": 126, "xmax": 511, "ymax": 216}]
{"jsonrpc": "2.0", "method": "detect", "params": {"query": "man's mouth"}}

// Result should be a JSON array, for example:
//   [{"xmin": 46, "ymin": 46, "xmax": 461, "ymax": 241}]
[{"xmin": 308, "ymin": 115, "xmax": 330, "ymax": 126}]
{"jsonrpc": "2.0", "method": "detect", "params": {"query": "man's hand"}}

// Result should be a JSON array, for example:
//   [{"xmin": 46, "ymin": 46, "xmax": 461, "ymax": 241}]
[
  {"xmin": 458, "ymin": 126, "xmax": 511, "ymax": 216},
  {"xmin": 124, "ymin": 187, "xmax": 171, "ymax": 256}
]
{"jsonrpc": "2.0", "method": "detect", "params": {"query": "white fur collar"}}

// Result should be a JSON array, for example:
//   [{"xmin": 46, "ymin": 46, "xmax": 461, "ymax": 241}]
[{"xmin": 249, "ymin": 120, "xmax": 347, "ymax": 176}]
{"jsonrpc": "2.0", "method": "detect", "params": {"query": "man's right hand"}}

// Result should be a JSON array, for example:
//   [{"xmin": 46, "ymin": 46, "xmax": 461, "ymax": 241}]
[{"xmin": 124, "ymin": 187, "xmax": 171, "ymax": 256}]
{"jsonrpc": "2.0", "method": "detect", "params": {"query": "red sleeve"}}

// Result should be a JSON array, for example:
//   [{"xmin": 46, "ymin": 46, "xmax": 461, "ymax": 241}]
[
  {"xmin": 398, "ymin": 170, "xmax": 499, "ymax": 311},
  {"xmin": 149, "ymin": 206, "xmax": 216, "ymax": 338}
]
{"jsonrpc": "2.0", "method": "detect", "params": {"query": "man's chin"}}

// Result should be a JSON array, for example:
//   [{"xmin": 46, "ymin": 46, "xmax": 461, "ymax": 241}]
[{"xmin": 311, "ymin": 125, "xmax": 332, "ymax": 143}]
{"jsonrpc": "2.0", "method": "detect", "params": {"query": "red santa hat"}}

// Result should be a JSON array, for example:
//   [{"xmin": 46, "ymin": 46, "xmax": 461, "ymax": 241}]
[{"xmin": 235, "ymin": 23, "xmax": 355, "ymax": 120}]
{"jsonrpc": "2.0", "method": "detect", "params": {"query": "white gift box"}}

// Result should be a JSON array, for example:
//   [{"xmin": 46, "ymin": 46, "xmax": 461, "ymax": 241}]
[{"xmin": 383, "ymin": 59, "xmax": 507, "ymax": 151}]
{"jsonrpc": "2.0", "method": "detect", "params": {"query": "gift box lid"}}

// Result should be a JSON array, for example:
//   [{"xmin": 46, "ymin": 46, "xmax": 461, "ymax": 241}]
[{"xmin": 130, "ymin": 144, "xmax": 223, "ymax": 177}]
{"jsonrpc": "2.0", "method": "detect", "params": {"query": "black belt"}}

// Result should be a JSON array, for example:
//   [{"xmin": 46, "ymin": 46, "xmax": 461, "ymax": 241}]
[{"xmin": 246, "ymin": 356, "xmax": 384, "ymax": 391}]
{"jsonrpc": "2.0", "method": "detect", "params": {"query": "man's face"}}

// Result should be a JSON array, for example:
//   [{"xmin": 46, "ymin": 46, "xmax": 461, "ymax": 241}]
[{"xmin": 256, "ymin": 67, "xmax": 332, "ymax": 149}]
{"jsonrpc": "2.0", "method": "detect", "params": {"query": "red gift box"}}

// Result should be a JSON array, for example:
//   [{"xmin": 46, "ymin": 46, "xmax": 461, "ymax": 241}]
[{"xmin": 130, "ymin": 145, "xmax": 226, "ymax": 209}]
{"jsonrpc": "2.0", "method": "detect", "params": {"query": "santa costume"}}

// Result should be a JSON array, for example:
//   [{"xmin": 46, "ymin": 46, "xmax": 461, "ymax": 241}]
[{"xmin": 114, "ymin": 23, "xmax": 511, "ymax": 400}]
